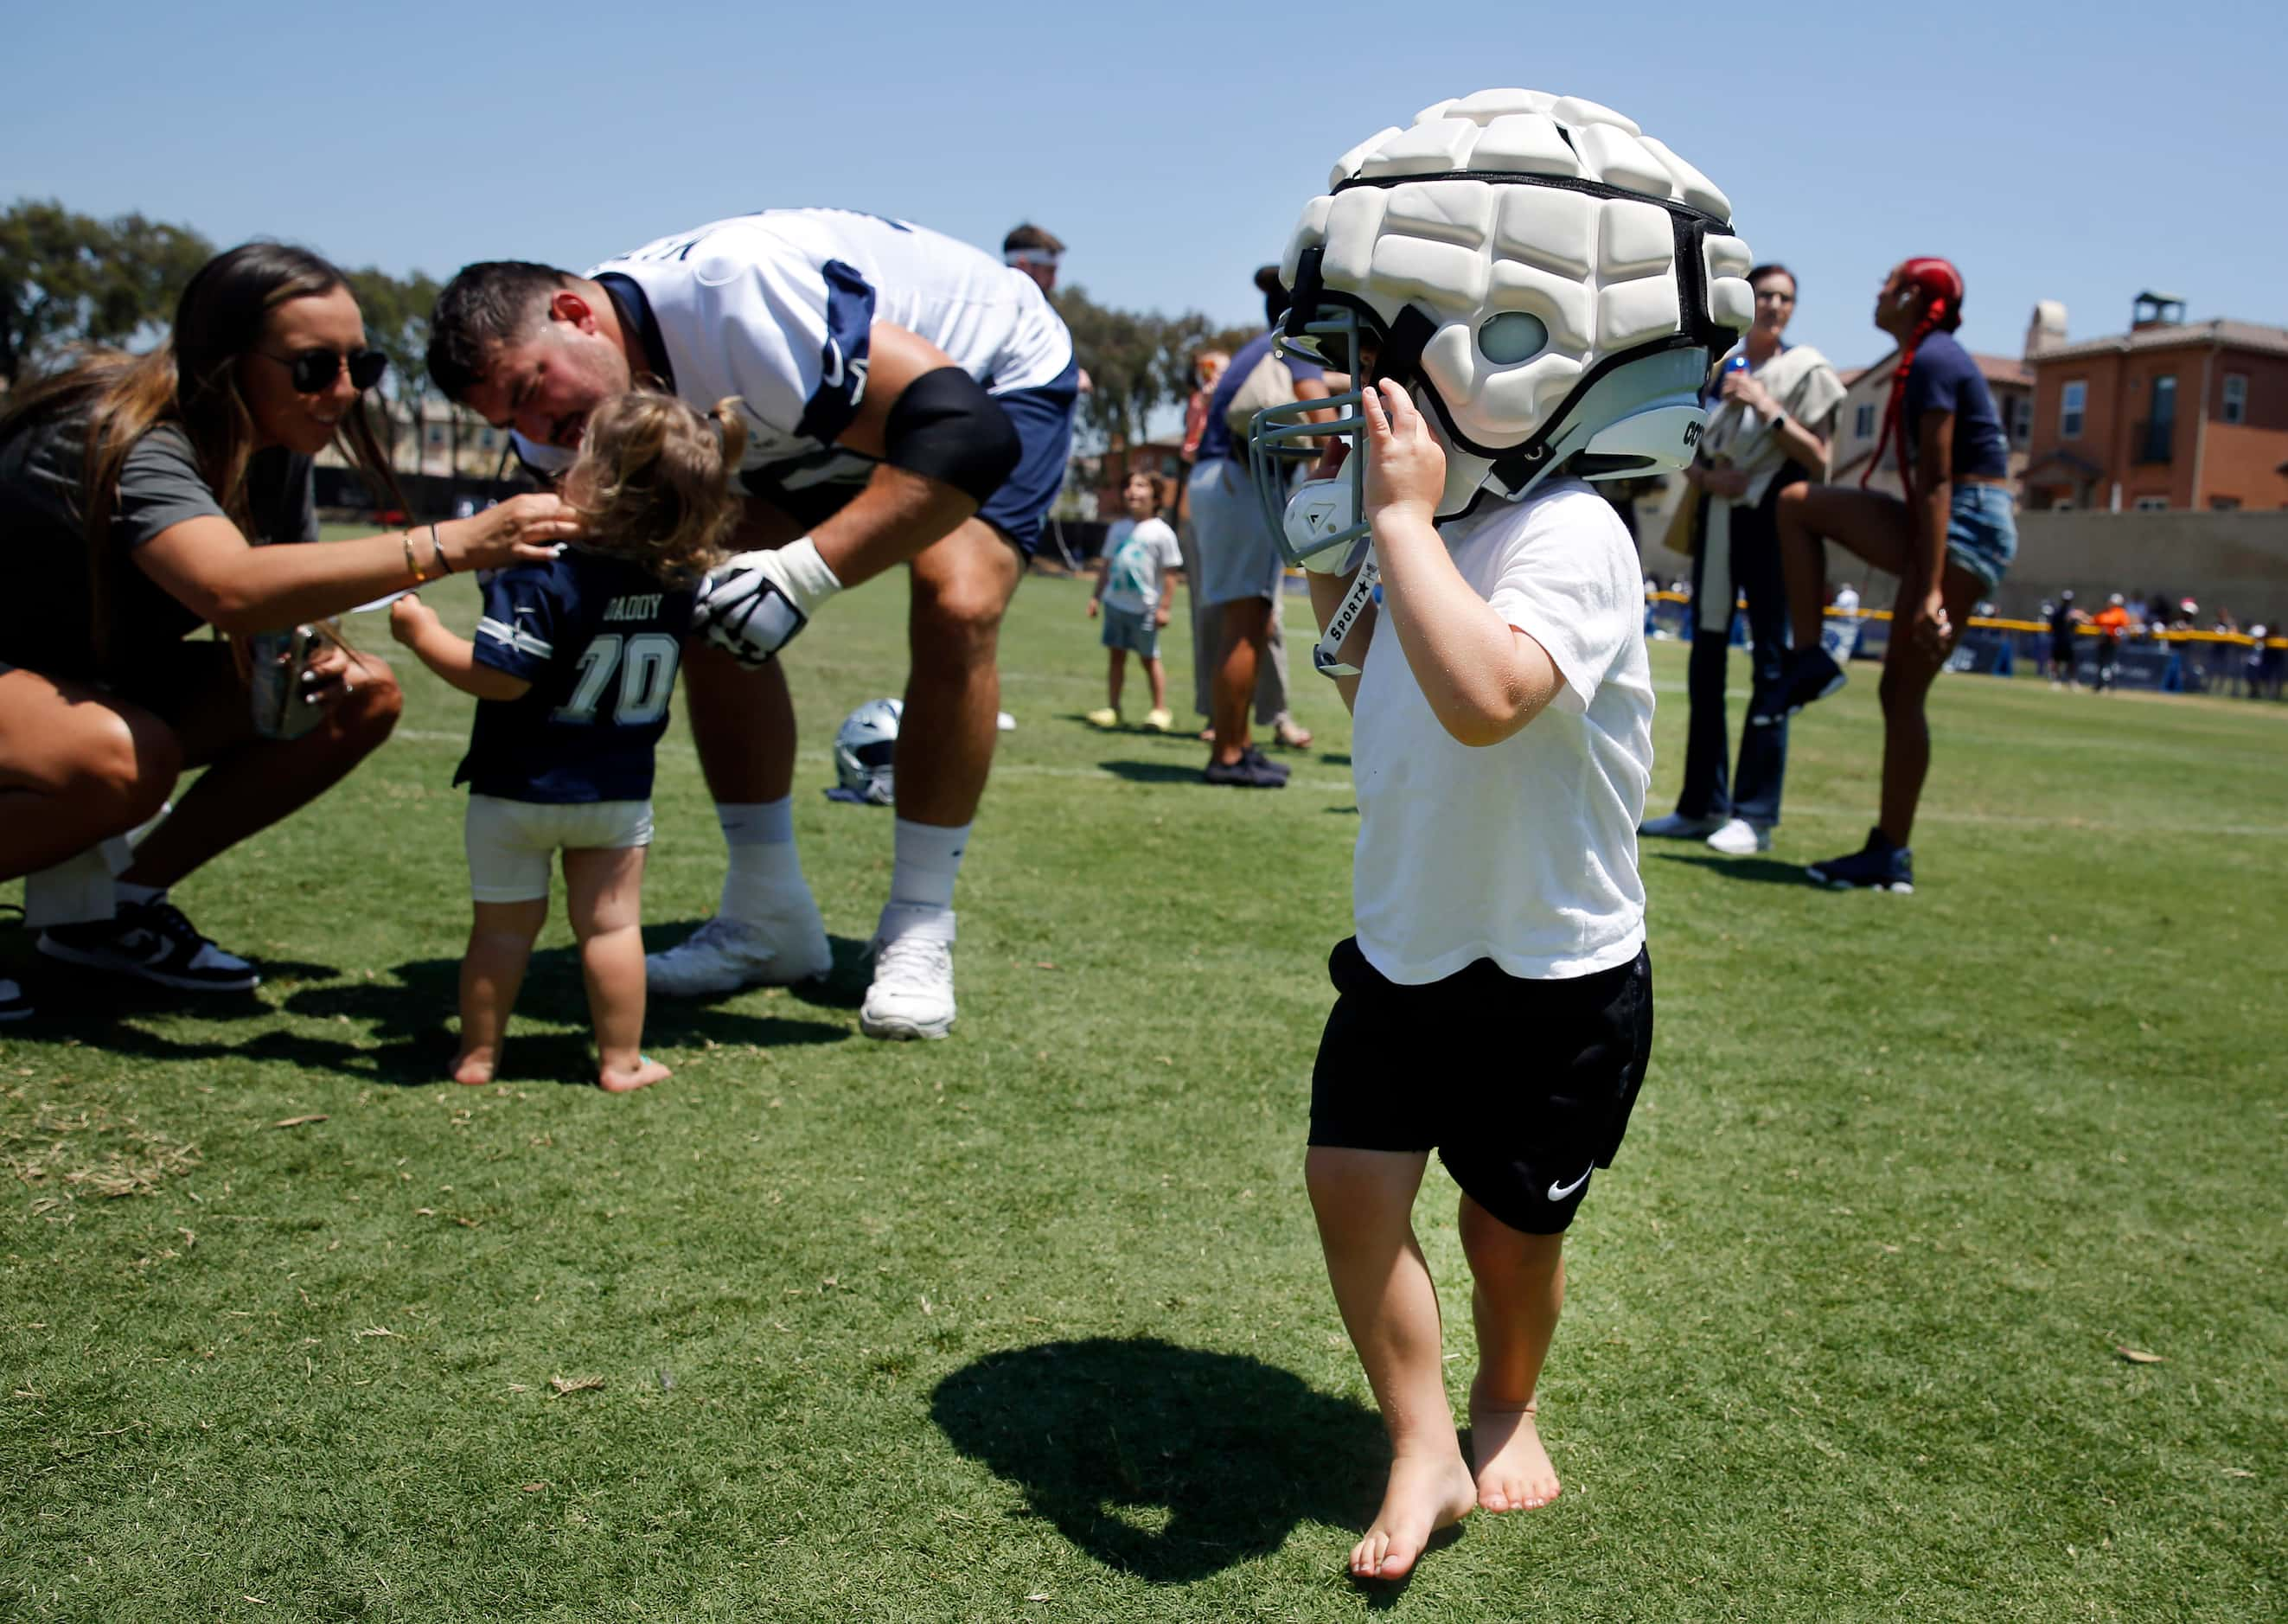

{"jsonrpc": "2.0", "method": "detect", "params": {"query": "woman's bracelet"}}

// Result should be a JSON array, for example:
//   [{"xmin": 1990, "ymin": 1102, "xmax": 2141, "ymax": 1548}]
[
  {"xmin": 430, "ymin": 521, "xmax": 453, "ymax": 575},
  {"xmin": 402, "ymin": 532, "xmax": 433, "ymax": 585}
]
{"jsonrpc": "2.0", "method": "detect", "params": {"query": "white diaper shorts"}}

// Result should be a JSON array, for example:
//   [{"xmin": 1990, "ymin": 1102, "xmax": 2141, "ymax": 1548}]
[{"xmin": 464, "ymin": 793, "xmax": 654, "ymax": 904}]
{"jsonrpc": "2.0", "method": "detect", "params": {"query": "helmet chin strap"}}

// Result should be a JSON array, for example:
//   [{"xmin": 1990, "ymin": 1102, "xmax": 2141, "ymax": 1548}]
[{"xmin": 1312, "ymin": 554, "xmax": 1380, "ymax": 679}]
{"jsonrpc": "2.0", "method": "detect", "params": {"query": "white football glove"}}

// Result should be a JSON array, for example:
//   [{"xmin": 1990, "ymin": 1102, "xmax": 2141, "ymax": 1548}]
[{"xmin": 693, "ymin": 539, "xmax": 844, "ymax": 666}]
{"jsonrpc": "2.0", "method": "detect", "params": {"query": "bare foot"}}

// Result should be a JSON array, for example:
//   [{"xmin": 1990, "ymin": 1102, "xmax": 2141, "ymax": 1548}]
[
  {"xmin": 598, "ymin": 1056, "xmax": 672, "ymax": 1093},
  {"xmin": 1274, "ymin": 717, "xmax": 1314, "ymax": 750},
  {"xmin": 451, "ymin": 1050, "xmax": 496, "ymax": 1086},
  {"xmin": 1351, "ymin": 1450, "xmax": 1476, "ymax": 1581},
  {"xmin": 1468, "ymin": 1383, "xmax": 1560, "ymax": 1512}
]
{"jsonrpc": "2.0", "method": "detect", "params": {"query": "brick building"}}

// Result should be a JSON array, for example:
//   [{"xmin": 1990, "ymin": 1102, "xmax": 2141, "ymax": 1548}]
[{"xmin": 2019, "ymin": 292, "xmax": 2288, "ymax": 513}]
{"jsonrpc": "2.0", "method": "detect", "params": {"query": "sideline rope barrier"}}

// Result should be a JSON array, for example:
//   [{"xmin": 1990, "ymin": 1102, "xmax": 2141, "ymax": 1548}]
[{"xmin": 1643, "ymin": 591, "xmax": 2286, "ymax": 649}]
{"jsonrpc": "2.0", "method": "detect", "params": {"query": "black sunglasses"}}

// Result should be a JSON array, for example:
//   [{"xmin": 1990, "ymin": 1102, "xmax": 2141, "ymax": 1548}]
[{"xmin": 262, "ymin": 346, "xmax": 389, "ymax": 393}]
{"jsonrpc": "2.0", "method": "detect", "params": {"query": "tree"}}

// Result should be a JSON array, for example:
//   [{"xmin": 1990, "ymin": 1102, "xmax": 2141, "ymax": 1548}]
[
  {"xmin": 0, "ymin": 200, "xmax": 213, "ymax": 384},
  {"xmin": 1157, "ymin": 310, "xmax": 1261, "ymax": 409},
  {"xmin": 1051, "ymin": 285, "xmax": 1164, "ymax": 455},
  {"xmin": 344, "ymin": 265, "xmax": 442, "ymax": 472},
  {"xmin": 1051, "ymin": 286, "xmax": 1258, "ymax": 483}
]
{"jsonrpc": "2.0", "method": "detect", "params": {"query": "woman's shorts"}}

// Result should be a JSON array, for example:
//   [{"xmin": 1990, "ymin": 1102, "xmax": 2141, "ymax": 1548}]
[
  {"xmin": 1100, "ymin": 604, "xmax": 1160, "ymax": 659},
  {"xmin": 1186, "ymin": 458, "xmax": 1286, "ymax": 607},
  {"xmin": 464, "ymin": 794, "xmax": 653, "ymax": 904},
  {"xmin": 1309, "ymin": 937, "xmax": 1653, "ymax": 1235},
  {"xmin": 1946, "ymin": 483, "xmax": 2017, "ymax": 592}
]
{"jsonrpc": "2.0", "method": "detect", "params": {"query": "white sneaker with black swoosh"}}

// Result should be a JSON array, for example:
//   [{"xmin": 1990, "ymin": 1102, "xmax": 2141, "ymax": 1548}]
[{"xmin": 860, "ymin": 904, "xmax": 957, "ymax": 1041}]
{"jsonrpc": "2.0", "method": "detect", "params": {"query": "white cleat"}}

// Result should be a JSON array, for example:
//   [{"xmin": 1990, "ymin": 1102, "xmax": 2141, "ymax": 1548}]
[
  {"xmin": 1705, "ymin": 816, "xmax": 1773, "ymax": 856},
  {"xmin": 646, "ymin": 905, "xmax": 831, "ymax": 998},
  {"xmin": 860, "ymin": 905, "xmax": 957, "ymax": 1041}
]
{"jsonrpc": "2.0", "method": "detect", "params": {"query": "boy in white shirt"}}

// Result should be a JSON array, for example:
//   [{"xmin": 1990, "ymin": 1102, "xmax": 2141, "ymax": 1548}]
[
  {"xmin": 1304, "ymin": 380, "xmax": 1655, "ymax": 1582},
  {"xmin": 1085, "ymin": 470, "xmax": 1182, "ymax": 732},
  {"xmin": 1250, "ymin": 89, "xmax": 1754, "ymax": 1583}
]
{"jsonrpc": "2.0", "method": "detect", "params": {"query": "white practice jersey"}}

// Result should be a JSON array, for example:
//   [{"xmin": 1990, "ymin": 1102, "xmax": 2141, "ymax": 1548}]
[{"xmin": 517, "ymin": 210, "xmax": 1071, "ymax": 504}]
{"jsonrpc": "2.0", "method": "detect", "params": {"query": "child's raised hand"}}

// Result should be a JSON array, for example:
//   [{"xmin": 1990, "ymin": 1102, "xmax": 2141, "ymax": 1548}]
[
  {"xmin": 1360, "ymin": 379, "xmax": 1444, "ymax": 526},
  {"xmin": 387, "ymin": 593, "xmax": 434, "ymax": 646}
]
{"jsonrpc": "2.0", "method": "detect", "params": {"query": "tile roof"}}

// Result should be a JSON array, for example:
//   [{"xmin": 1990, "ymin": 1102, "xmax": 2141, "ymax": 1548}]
[
  {"xmin": 2028, "ymin": 318, "xmax": 2288, "ymax": 364},
  {"xmin": 1840, "ymin": 348, "xmax": 2032, "ymax": 389},
  {"xmin": 1972, "ymin": 352, "xmax": 2034, "ymax": 388}
]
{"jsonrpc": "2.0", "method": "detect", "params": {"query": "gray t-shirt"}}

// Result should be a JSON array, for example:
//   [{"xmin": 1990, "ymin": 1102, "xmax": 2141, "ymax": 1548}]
[{"xmin": 0, "ymin": 406, "xmax": 316, "ymax": 679}]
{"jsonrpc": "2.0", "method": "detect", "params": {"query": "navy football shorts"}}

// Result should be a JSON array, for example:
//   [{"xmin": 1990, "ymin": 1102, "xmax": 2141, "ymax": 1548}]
[{"xmin": 749, "ymin": 360, "xmax": 1078, "ymax": 560}]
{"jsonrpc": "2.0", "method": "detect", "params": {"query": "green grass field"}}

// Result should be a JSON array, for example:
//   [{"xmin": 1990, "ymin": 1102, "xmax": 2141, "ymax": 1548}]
[{"xmin": 4, "ymin": 566, "xmax": 2285, "ymax": 1622}]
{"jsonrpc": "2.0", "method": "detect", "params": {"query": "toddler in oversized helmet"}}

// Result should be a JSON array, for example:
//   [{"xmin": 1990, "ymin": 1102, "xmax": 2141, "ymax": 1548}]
[{"xmin": 1273, "ymin": 90, "xmax": 1749, "ymax": 1583}]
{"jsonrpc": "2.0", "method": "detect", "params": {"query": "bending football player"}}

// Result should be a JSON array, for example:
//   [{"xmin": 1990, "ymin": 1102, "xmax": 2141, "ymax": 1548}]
[
  {"xmin": 429, "ymin": 212, "xmax": 1078, "ymax": 1040},
  {"xmin": 1249, "ymin": 89, "xmax": 1753, "ymax": 1582}
]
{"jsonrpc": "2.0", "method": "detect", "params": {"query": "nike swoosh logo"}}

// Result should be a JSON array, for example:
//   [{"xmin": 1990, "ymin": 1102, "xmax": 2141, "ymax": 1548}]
[{"xmin": 1547, "ymin": 1167, "xmax": 1593, "ymax": 1201}]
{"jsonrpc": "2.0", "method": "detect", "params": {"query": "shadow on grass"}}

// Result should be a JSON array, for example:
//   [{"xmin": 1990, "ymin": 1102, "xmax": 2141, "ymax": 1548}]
[
  {"xmin": 1648, "ymin": 852, "xmax": 1814, "ymax": 888},
  {"xmin": 1097, "ymin": 760, "xmax": 1207, "ymax": 786},
  {"xmin": 933, "ymin": 1337, "xmax": 1392, "ymax": 1585},
  {"xmin": 7, "ymin": 969, "xmax": 274, "ymax": 1025},
  {"xmin": 10, "ymin": 941, "xmax": 849, "ymax": 1088},
  {"xmin": 285, "ymin": 949, "xmax": 852, "ymax": 1077}
]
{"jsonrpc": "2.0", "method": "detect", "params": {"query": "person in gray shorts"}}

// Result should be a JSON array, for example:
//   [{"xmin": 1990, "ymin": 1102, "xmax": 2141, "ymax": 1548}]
[{"xmin": 1186, "ymin": 300, "xmax": 1331, "ymax": 787}]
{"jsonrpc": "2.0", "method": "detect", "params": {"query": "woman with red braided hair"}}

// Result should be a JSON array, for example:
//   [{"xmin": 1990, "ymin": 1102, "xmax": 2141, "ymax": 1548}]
[{"xmin": 1764, "ymin": 258, "xmax": 2016, "ymax": 892}]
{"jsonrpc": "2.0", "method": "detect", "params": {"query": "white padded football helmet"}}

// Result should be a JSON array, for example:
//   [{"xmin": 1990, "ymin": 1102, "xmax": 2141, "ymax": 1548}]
[
  {"xmin": 1249, "ymin": 88, "xmax": 1755, "ymax": 566},
  {"xmin": 834, "ymin": 698, "xmax": 903, "ymax": 806}
]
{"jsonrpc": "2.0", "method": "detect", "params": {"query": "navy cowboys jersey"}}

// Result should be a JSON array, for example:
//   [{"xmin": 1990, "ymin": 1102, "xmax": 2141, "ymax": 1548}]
[
  {"xmin": 515, "ymin": 209, "xmax": 1073, "ymax": 515},
  {"xmin": 456, "ymin": 553, "xmax": 696, "ymax": 804}
]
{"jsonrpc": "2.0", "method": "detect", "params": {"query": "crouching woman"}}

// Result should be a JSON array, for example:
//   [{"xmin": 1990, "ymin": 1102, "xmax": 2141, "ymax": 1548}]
[{"xmin": 0, "ymin": 242, "xmax": 578, "ymax": 1012}]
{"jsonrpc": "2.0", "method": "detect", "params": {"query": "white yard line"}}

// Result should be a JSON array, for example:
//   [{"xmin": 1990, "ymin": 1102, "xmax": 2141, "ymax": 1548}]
[{"xmin": 385, "ymin": 730, "xmax": 2284, "ymax": 840}]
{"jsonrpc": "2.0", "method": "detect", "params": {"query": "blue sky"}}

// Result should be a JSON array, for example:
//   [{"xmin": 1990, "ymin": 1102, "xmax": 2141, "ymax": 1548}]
[{"xmin": 11, "ymin": 0, "xmax": 2279, "ymax": 376}]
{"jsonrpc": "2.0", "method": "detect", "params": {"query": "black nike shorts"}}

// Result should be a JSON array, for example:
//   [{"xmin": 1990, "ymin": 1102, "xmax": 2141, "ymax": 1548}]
[{"xmin": 1307, "ymin": 937, "xmax": 1653, "ymax": 1236}]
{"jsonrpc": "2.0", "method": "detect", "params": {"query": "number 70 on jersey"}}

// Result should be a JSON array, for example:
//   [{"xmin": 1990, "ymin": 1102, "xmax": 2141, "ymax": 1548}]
[{"xmin": 552, "ymin": 632, "xmax": 681, "ymax": 726}]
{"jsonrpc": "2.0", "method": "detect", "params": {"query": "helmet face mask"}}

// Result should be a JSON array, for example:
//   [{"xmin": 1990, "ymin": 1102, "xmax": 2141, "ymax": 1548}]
[
  {"xmin": 1247, "ymin": 89, "xmax": 1754, "ymax": 562},
  {"xmin": 1249, "ymin": 302, "xmax": 1371, "ymax": 570}
]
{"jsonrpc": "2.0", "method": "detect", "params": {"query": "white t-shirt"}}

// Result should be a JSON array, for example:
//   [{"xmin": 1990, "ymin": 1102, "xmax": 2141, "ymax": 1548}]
[
  {"xmin": 1350, "ymin": 479, "xmax": 1652, "ymax": 985},
  {"xmin": 519, "ymin": 209, "xmax": 1073, "ymax": 502},
  {"xmin": 1100, "ymin": 517, "xmax": 1180, "ymax": 614}
]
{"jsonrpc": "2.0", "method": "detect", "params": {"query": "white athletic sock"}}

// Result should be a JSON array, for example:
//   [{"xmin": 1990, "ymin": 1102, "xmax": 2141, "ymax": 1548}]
[
  {"xmin": 888, "ymin": 818, "xmax": 969, "ymax": 914},
  {"xmin": 717, "ymin": 798, "xmax": 805, "ymax": 922},
  {"xmin": 718, "ymin": 797, "xmax": 795, "ymax": 847}
]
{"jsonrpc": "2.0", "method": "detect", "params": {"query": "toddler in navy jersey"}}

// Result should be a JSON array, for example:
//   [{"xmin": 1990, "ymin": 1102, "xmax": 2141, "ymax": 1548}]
[{"xmin": 391, "ymin": 392, "xmax": 746, "ymax": 1090}]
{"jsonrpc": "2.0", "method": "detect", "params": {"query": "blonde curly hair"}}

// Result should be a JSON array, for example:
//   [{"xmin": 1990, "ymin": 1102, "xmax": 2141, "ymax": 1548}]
[{"xmin": 563, "ymin": 390, "xmax": 748, "ymax": 583}]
